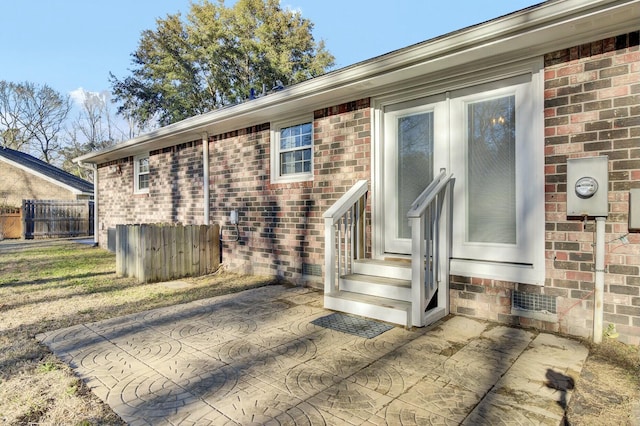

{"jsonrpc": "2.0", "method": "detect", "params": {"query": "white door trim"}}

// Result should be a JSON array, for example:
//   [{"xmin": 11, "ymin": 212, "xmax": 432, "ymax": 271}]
[{"xmin": 371, "ymin": 57, "xmax": 544, "ymax": 284}]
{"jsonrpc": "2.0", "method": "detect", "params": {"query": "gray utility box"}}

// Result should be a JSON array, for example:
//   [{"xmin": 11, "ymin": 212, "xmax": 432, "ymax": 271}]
[{"xmin": 567, "ymin": 156, "xmax": 609, "ymax": 217}]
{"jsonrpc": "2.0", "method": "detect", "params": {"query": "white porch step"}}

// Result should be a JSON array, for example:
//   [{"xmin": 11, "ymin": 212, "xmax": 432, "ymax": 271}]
[
  {"xmin": 324, "ymin": 290, "xmax": 411, "ymax": 327},
  {"xmin": 353, "ymin": 258, "xmax": 411, "ymax": 280},
  {"xmin": 340, "ymin": 273, "xmax": 411, "ymax": 301}
]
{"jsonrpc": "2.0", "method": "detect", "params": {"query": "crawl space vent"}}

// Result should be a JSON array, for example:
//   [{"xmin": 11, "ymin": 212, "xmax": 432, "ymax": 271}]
[
  {"xmin": 512, "ymin": 291, "xmax": 557, "ymax": 314},
  {"xmin": 302, "ymin": 263, "xmax": 322, "ymax": 277}
]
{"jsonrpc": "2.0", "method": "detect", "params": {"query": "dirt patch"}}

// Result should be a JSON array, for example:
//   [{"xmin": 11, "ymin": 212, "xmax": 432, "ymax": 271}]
[{"xmin": 566, "ymin": 338, "xmax": 640, "ymax": 425}]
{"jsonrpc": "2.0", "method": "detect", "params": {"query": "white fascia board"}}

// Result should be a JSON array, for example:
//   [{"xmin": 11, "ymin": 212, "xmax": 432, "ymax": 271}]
[
  {"xmin": 76, "ymin": 0, "xmax": 640, "ymax": 165},
  {"xmin": 0, "ymin": 156, "xmax": 91, "ymax": 196}
]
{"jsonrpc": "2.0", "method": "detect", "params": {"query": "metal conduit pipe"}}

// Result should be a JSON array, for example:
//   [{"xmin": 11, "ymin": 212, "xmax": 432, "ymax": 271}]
[{"xmin": 593, "ymin": 216, "xmax": 606, "ymax": 344}]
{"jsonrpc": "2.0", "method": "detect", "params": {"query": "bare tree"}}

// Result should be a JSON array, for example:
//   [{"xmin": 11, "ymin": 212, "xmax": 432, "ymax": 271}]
[
  {"xmin": 0, "ymin": 81, "xmax": 29, "ymax": 149},
  {"xmin": 0, "ymin": 81, "xmax": 71, "ymax": 163},
  {"xmin": 61, "ymin": 89, "xmax": 128, "ymax": 180},
  {"xmin": 22, "ymin": 84, "xmax": 72, "ymax": 163},
  {"xmin": 73, "ymin": 90, "xmax": 124, "ymax": 147}
]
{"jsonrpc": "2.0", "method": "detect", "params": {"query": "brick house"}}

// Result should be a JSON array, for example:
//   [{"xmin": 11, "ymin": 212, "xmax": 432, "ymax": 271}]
[
  {"xmin": 0, "ymin": 147, "xmax": 94, "ymax": 206},
  {"xmin": 77, "ymin": 0, "xmax": 640, "ymax": 344}
]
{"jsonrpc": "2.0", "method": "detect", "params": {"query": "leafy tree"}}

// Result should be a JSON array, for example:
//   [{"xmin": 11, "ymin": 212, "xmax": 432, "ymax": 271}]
[
  {"xmin": 111, "ymin": 0, "xmax": 335, "ymax": 126},
  {"xmin": 0, "ymin": 81, "xmax": 71, "ymax": 163}
]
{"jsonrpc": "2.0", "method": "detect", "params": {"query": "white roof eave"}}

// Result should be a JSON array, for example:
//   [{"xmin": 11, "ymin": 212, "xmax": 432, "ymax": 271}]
[{"xmin": 76, "ymin": 0, "xmax": 640, "ymax": 165}]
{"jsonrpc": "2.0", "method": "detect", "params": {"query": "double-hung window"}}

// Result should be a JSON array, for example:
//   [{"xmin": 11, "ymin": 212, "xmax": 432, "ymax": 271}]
[
  {"xmin": 271, "ymin": 118, "xmax": 313, "ymax": 183},
  {"xmin": 134, "ymin": 154, "xmax": 149, "ymax": 194}
]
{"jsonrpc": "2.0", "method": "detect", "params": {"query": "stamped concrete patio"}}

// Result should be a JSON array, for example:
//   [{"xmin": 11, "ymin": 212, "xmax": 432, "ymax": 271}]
[{"xmin": 38, "ymin": 284, "xmax": 588, "ymax": 425}]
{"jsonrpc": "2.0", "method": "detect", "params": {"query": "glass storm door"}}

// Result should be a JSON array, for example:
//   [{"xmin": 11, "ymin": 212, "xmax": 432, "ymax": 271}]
[{"xmin": 384, "ymin": 100, "xmax": 437, "ymax": 254}]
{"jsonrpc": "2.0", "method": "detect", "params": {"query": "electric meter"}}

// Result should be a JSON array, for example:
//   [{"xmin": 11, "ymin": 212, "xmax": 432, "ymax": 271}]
[
  {"xmin": 566, "ymin": 156, "xmax": 608, "ymax": 217},
  {"xmin": 575, "ymin": 176, "xmax": 598, "ymax": 198}
]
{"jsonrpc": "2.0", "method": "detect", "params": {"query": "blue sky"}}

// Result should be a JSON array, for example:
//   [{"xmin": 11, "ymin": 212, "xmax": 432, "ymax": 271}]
[{"xmin": 1, "ymin": 0, "xmax": 541, "ymax": 102}]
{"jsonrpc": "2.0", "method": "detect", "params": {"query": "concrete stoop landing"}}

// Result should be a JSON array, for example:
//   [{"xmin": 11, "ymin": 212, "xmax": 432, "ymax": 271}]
[{"xmin": 37, "ymin": 285, "xmax": 588, "ymax": 425}]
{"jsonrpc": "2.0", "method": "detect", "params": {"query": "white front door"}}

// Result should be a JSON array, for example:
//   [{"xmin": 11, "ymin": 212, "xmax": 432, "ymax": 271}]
[{"xmin": 383, "ymin": 96, "xmax": 446, "ymax": 254}]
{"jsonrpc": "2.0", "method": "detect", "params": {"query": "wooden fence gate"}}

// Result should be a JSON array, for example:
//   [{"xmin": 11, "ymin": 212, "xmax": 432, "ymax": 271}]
[
  {"xmin": 0, "ymin": 207, "xmax": 22, "ymax": 239},
  {"xmin": 22, "ymin": 200, "xmax": 94, "ymax": 239}
]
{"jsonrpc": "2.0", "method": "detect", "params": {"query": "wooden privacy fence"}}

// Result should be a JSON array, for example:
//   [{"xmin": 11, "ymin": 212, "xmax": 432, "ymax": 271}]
[
  {"xmin": 0, "ymin": 207, "xmax": 21, "ymax": 239},
  {"xmin": 116, "ymin": 223, "xmax": 220, "ymax": 283},
  {"xmin": 22, "ymin": 200, "xmax": 94, "ymax": 239}
]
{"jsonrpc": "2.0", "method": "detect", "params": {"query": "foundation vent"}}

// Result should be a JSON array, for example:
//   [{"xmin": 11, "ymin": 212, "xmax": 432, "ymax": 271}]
[
  {"xmin": 512, "ymin": 291, "xmax": 557, "ymax": 314},
  {"xmin": 302, "ymin": 263, "xmax": 322, "ymax": 277}
]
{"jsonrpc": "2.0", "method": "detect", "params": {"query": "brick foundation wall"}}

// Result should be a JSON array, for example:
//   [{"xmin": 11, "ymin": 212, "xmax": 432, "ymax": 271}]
[
  {"xmin": 450, "ymin": 32, "xmax": 640, "ymax": 345},
  {"xmin": 0, "ymin": 162, "xmax": 82, "ymax": 207},
  {"xmin": 210, "ymin": 99, "xmax": 371, "ymax": 282}
]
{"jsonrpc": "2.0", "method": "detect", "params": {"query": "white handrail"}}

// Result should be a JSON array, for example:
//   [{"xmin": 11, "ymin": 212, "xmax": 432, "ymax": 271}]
[
  {"xmin": 407, "ymin": 170, "xmax": 453, "ymax": 219},
  {"xmin": 409, "ymin": 169, "xmax": 446, "ymax": 212},
  {"xmin": 408, "ymin": 169, "xmax": 454, "ymax": 326},
  {"xmin": 323, "ymin": 180, "xmax": 368, "ymax": 225},
  {"xmin": 324, "ymin": 180, "xmax": 368, "ymax": 296}
]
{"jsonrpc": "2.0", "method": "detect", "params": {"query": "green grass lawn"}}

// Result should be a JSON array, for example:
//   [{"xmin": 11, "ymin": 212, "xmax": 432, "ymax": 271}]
[{"xmin": 0, "ymin": 241, "xmax": 276, "ymax": 425}]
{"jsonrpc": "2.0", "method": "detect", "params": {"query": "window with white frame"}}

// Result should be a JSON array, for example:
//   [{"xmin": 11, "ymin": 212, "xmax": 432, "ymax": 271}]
[
  {"xmin": 134, "ymin": 154, "xmax": 149, "ymax": 194},
  {"xmin": 271, "ymin": 118, "xmax": 313, "ymax": 183}
]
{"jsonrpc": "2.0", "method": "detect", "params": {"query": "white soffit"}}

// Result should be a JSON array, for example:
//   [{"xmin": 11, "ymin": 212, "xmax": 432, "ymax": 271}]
[{"xmin": 76, "ymin": 0, "xmax": 640, "ymax": 164}]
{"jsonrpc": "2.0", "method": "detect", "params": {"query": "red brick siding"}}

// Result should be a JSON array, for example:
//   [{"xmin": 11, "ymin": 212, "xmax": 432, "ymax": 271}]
[
  {"xmin": 543, "ymin": 32, "xmax": 640, "ymax": 344},
  {"xmin": 150, "ymin": 142, "xmax": 204, "ymax": 225},
  {"xmin": 96, "ymin": 141, "xmax": 204, "ymax": 244},
  {"xmin": 97, "ymin": 100, "xmax": 371, "ymax": 275},
  {"xmin": 209, "ymin": 99, "xmax": 371, "ymax": 281}
]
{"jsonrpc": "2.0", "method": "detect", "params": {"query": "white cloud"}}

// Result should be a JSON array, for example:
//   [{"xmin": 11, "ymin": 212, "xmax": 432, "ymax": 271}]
[{"xmin": 69, "ymin": 87, "xmax": 111, "ymax": 108}]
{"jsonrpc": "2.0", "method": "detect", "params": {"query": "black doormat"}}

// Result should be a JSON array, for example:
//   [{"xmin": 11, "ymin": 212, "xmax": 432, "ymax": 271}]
[{"xmin": 311, "ymin": 313, "xmax": 394, "ymax": 339}]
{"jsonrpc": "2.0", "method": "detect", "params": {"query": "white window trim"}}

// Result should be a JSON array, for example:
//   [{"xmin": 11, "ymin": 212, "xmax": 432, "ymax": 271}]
[
  {"xmin": 270, "ymin": 116, "xmax": 314, "ymax": 184},
  {"xmin": 134, "ymin": 153, "xmax": 150, "ymax": 194}
]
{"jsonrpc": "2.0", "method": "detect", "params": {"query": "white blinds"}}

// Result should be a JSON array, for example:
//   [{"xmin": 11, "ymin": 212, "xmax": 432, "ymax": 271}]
[
  {"xmin": 466, "ymin": 95, "xmax": 516, "ymax": 244},
  {"xmin": 397, "ymin": 111, "xmax": 434, "ymax": 239}
]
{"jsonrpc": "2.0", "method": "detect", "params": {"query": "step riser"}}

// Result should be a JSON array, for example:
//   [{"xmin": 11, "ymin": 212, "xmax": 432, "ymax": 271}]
[
  {"xmin": 324, "ymin": 295, "xmax": 409, "ymax": 327},
  {"xmin": 341, "ymin": 277, "xmax": 412, "ymax": 301},
  {"xmin": 353, "ymin": 261, "xmax": 411, "ymax": 281}
]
